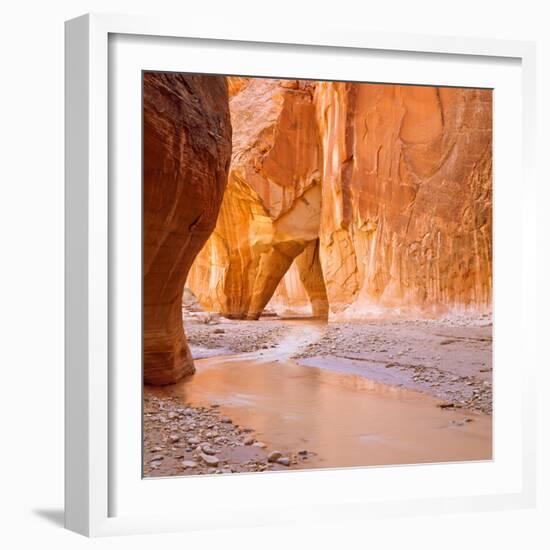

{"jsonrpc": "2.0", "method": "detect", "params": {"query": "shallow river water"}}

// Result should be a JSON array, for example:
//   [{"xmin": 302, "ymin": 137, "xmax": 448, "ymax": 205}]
[{"xmin": 160, "ymin": 322, "xmax": 492, "ymax": 469}]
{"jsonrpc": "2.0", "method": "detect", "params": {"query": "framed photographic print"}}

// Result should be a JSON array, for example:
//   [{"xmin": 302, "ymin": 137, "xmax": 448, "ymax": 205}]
[{"xmin": 65, "ymin": 13, "xmax": 537, "ymax": 536}]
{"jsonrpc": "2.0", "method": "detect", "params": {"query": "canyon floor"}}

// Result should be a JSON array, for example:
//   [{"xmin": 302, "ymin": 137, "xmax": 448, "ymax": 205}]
[{"xmin": 144, "ymin": 310, "xmax": 492, "ymax": 478}]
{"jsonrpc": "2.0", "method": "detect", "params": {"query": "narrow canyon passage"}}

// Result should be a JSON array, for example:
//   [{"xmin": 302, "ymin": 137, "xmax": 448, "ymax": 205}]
[{"xmin": 143, "ymin": 75, "xmax": 493, "ymax": 477}]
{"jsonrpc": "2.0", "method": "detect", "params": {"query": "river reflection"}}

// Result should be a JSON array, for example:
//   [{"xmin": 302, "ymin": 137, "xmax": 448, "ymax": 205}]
[{"xmin": 158, "ymin": 353, "xmax": 492, "ymax": 469}]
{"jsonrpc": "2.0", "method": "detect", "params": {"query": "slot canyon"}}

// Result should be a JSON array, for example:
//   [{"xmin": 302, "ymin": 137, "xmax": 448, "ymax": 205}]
[{"xmin": 143, "ymin": 74, "xmax": 493, "ymax": 477}]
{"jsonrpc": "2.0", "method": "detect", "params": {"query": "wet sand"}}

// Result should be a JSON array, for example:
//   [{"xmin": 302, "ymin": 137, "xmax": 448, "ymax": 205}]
[{"xmin": 144, "ymin": 316, "xmax": 492, "ymax": 477}]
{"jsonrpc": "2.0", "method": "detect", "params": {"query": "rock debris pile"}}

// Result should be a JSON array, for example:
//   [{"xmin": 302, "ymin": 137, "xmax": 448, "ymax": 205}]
[{"xmin": 144, "ymin": 394, "xmax": 314, "ymax": 477}]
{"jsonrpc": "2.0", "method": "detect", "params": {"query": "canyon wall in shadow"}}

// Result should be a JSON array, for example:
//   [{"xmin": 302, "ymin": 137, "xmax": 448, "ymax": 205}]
[{"xmin": 143, "ymin": 73, "xmax": 232, "ymax": 385}]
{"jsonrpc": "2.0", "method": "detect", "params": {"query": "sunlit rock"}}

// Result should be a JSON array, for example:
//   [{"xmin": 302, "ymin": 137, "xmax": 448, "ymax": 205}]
[
  {"xmin": 187, "ymin": 79, "xmax": 322, "ymax": 319},
  {"xmin": 187, "ymin": 79, "xmax": 492, "ymax": 321},
  {"xmin": 314, "ymin": 82, "xmax": 492, "ymax": 316}
]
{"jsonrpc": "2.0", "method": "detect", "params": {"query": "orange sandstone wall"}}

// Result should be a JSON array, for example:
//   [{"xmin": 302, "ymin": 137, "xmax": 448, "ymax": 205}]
[
  {"xmin": 315, "ymin": 83, "xmax": 492, "ymax": 316},
  {"xmin": 227, "ymin": 76, "xmax": 251, "ymax": 97},
  {"xmin": 143, "ymin": 73, "xmax": 232, "ymax": 385},
  {"xmin": 188, "ymin": 78, "xmax": 492, "ymax": 320},
  {"xmin": 187, "ymin": 79, "xmax": 324, "ymax": 319}
]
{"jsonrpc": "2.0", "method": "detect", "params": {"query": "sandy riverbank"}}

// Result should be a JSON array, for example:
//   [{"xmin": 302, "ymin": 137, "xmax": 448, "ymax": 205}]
[{"xmin": 185, "ymin": 314, "xmax": 492, "ymax": 414}]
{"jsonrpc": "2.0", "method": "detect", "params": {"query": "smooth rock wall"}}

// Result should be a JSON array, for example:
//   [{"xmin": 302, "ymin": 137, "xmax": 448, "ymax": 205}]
[{"xmin": 143, "ymin": 73, "xmax": 232, "ymax": 384}]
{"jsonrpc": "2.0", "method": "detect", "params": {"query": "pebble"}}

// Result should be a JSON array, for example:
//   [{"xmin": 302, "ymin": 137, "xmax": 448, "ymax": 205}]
[
  {"xmin": 181, "ymin": 460, "xmax": 198, "ymax": 468},
  {"xmin": 268, "ymin": 451, "xmax": 282, "ymax": 462},
  {"xmin": 252, "ymin": 441, "xmax": 267, "ymax": 448},
  {"xmin": 200, "ymin": 443, "xmax": 216, "ymax": 455},
  {"xmin": 277, "ymin": 457, "xmax": 291, "ymax": 466},
  {"xmin": 199, "ymin": 453, "xmax": 220, "ymax": 467},
  {"xmin": 244, "ymin": 436, "xmax": 255, "ymax": 446}
]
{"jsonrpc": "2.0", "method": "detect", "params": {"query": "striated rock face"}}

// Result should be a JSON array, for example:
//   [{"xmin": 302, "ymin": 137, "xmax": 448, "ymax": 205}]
[
  {"xmin": 226, "ymin": 76, "xmax": 251, "ymax": 97},
  {"xmin": 187, "ymin": 78, "xmax": 492, "ymax": 320},
  {"xmin": 187, "ymin": 78, "xmax": 322, "ymax": 319},
  {"xmin": 143, "ymin": 73, "xmax": 231, "ymax": 385},
  {"xmin": 314, "ymin": 83, "xmax": 492, "ymax": 316}
]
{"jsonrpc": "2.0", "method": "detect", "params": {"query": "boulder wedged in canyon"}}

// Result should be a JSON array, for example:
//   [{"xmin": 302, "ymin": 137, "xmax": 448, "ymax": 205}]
[
  {"xmin": 314, "ymin": 82, "xmax": 493, "ymax": 316},
  {"xmin": 143, "ymin": 73, "xmax": 231, "ymax": 385},
  {"xmin": 187, "ymin": 78, "xmax": 323, "ymax": 319}
]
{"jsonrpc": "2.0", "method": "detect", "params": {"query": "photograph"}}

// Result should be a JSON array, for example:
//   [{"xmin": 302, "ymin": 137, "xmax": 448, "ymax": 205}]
[
  {"xmin": 0, "ymin": 0, "xmax": 543, "ymax": 543},
  {"xmin": 142, "ymin": 72, "xmax": 493, "ymax": 478}
]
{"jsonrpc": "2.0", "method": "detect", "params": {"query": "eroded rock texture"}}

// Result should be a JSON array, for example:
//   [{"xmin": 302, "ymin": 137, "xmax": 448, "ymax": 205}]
[
  {"xmin": 227, "ymin": 76, "xmax": 251, "ymax": 97},
  {"xmin": 187, "ymin": 79, "xmax": 323, "ymax": 319},
  {"xmin": 315, "ymin": 83, "xmax": 492, "ymax": 315},
  {"xmin": 187, "ymin": 78, "xmax": 492, "ymax": 320},
  {"xmin": 143, "ymin": 73, "xmax": 231, "ymax": 385}
]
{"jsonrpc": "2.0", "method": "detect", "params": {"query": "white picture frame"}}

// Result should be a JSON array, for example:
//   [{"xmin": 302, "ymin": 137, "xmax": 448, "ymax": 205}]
[{"xmin": 65, "ymin": 12, "xmax": 537, "ymax": 537}]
